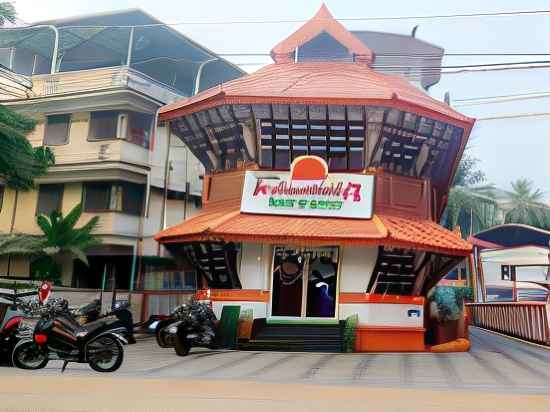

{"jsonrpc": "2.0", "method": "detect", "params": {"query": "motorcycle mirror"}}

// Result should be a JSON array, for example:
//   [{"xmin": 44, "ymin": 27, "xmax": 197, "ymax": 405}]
[{"xmin": 38, "ymin": 281, "xmax": 52, "ymax": 305}]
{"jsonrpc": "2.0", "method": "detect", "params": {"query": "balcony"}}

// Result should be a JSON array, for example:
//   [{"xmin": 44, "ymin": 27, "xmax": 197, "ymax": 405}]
[{"xmin": 30, "ymin": 66, "xmax": 183, "ymax": 105}]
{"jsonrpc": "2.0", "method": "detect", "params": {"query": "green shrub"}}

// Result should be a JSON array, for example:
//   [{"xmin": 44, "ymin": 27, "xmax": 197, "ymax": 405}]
[
  {"xmin": 428, "ymin": 286, "xmax": 473, "ymax": 323},
  {"xmin": 343, "ymin": 314, "xmax": 358, "ymax": 353}
]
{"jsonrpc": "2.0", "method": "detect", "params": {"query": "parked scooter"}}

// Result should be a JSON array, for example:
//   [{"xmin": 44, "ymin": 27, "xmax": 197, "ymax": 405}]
[{"xmin": 12, "ymin": 298, "xmax": 129, "ymax": 372}]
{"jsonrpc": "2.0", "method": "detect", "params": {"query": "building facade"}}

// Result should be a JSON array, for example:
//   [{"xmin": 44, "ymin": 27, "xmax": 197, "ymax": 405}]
[
  {"xmin": 0, "ymin": 9, "xmax": 244, "ymax": 290},
  {"xmin": 155, "ymin": 5, "xmax": 474, "ymax": 352}
]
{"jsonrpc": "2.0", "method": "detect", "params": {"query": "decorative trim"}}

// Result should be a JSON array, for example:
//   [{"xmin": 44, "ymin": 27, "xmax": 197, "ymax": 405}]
[
  {"xmin": 339, "ymin": 293, "xmax": 425, "ymax": 305},
  {"xmin": 197, "ymin": 289, "xmax": 270, "ymax": 303}
]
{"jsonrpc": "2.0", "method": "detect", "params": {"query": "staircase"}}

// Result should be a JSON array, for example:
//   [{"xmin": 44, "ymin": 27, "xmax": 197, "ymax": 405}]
[
  {"xmin": 239, "ymin": 320, "xmax": 343, "ymax": 352},
  {"xmin": 369, "ymin": 247, "xmax": 417, "ymax": 295}
]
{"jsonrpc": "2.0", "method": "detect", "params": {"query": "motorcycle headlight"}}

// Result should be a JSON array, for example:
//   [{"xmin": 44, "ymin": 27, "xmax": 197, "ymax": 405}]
[{"xmin": 168, "ymin": 326, "xmax": 178, "ymax": 334}]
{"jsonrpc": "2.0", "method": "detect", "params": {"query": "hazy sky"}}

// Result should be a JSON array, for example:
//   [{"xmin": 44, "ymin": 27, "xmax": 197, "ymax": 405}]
[{"xmin": 13, "ymin": 0, "xmax": 550, "ymax": 202}]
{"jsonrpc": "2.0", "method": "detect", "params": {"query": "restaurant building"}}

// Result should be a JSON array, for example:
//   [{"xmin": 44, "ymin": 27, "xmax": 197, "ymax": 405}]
[{"xmin": 155, "ymin": 5, "xmax": 474, "ymax": 352}]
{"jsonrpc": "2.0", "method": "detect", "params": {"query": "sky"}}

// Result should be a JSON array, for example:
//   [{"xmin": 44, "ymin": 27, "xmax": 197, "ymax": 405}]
[{"xmin": 12, "ymin": 0, "xmax": 550, "ymax": 202}]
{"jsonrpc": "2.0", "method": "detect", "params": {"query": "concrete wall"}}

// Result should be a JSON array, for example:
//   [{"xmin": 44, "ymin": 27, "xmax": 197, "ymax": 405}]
[{"xmin": 339, "ymin": 246, "xmax": 378, "ymax": 293}]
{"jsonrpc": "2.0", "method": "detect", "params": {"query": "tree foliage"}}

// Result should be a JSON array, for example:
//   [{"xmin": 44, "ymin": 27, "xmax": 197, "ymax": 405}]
[
  {"xmin": 0, "ymin": 106, "xmax": 55, "ymax": 190},
  {"xmin": 0, "ymin": 2, "xmax": 16, "ymax": 26},
  {"xmin": 442, "ymin": 155, "xmax": 499, "ymax": 237},
  {"xmin": 0, "ymin": 204, "xmax": 100, "ymax": 283},
  {"xmin": 503, "ymin": 179, "xmax": 550, "ymax": 230}
]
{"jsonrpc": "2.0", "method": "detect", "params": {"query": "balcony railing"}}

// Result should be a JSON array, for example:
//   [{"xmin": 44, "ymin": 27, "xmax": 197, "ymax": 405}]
[
  {"xmin": 467, "ymin": 302, "xmax": 550, "ymax": 345},
  {"xmin": 30, "ymin": 66, "xmax": 183, "ymax": 104}
]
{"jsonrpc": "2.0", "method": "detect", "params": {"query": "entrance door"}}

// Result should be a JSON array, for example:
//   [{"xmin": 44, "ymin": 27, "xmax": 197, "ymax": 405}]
[{"xmin": 270, "ymin": 246, "xmax": 339, "ymax": 319}]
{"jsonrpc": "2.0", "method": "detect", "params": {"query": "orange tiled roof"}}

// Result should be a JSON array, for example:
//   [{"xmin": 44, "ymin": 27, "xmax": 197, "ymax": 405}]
[
  {"xmin": 155, "ymin": 207, "xmax": 472, "ymax": 256},
  {"xmin": 270, "ymin": 4, "xmax": 374, "ymax": 64},
  {"xmin": 159, "ymin": 62, "xmax": 474, "ymax": 128}
]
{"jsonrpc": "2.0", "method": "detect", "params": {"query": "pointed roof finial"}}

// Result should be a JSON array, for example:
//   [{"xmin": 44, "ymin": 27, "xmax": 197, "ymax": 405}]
[{"xmin": 270, "ymin": 4, "xmax": 373, "ymax": 64}]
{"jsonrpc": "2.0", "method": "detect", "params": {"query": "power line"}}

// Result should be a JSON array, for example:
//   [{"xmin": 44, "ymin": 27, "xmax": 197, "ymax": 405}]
[
  {"xmin": 454, "ymin": 91, "xmax": 550, "ymax": 102},
  {"xmin": 20, "ymin": 9, "xmax": 550, "ymax": 29},
  {"xmin": 220, "ymin": 52, "xmax": 550, "ymax": 57},
  {"xmin": 476, "ymin": 112, "xmax": 550, "ymax": 121}
]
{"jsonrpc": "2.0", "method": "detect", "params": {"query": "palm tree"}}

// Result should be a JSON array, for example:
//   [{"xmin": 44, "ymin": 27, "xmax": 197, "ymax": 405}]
[
  {"xmin": 502, "ymin": 179, "xmax": 550, "ymax": 230},
  {"xmin": 442, "ymin": 155, "xmax": 500, "ymax": 237},
  {"xmin": 0, "ymin": 204, "xmax": 101, "ymax": 283},
  {"xmin": 33, "ymin": 204, "xmax": 101, "ymax": 282}
]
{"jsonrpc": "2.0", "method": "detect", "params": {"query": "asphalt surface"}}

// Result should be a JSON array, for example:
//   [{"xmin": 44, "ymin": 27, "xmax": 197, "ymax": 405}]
[{"xmin": 1, "ymin": 327, "xmax": 550, "ymax": 394}]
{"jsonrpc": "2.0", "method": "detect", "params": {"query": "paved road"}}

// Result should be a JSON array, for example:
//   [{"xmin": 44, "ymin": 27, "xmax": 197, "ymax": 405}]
[{"xmin": 1, "ymin": 327, "xmax": 550, "ymax": 394}]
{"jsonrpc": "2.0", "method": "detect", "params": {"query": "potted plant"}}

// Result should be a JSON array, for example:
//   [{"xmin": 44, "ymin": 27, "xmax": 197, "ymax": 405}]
[{"xmin": 428, "ymin": 286, "xmax": 473, "ymax": 344}]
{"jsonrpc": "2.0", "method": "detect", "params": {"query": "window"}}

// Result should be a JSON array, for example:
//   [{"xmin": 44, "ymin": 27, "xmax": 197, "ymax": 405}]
[
  {"xmin": 271, "ymin": 246, "xmax": 339, "ymax": 318},
  {"xmin": 83, "ymin": 182, "xmax": 145, "ymax": 215},
  {"xmin": 88, "ymin": 111, "xmax": 154, "ymax": 148},
  {"xmin": 44, "ymin": 114, "xmax": 71, "ymax": 145},
  {"xmin": 127, "ymin": 112, "xmax": 153, "ymax": 148},
  {"xmin": 259, "ymin": 117, "xmax": 365, "ymax": 171},
  {"xmin": 88, "ymin": 111, "xmax": 120, "ymax": 140},
  {"xmin": 37, "ymin": 184, "xmax": 63, "ymax": 215}
]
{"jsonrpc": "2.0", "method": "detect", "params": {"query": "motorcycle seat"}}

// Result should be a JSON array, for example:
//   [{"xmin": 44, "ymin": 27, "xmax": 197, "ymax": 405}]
[{"xmin": 75, "ymin": 318, "xmax": 116, "ymax": 337}]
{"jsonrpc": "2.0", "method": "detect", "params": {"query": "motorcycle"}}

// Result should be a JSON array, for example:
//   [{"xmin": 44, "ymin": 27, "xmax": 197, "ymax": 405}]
[
  {"xmin": 12, "ymin": 298, "xmax": 129, "ymax": 373},
  {"xmin": 0, "ymin": 290, "xmax": 40, "ymax": 366},
  {"xmin": 155, "ymin": 301, "xmax": 218, "ymax": 356},
  {"xmin": 72, "ymin": 299, "xmax": 136, "ymax": 345}
]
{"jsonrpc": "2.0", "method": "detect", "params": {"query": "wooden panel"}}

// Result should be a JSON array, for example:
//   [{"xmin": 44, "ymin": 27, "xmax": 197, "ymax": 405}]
[
  {"xmin": 374, "ymin": 173, "xmax": 432, "ymax": 220},
  {"xmin": 203, "ymin": 169, "xmax": 246, "ymax": 208}
]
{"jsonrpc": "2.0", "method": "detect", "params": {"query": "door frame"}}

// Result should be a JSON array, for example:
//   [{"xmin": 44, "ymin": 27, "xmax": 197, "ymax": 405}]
[{"xmin": 267, "ymin": 245, "xmax": 341, "ymax": 323}]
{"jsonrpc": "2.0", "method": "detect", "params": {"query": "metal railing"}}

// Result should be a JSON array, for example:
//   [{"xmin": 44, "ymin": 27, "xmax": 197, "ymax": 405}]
[{"xmin": 467, "ymin": 302, "xmax": 550, "ymax": 345}]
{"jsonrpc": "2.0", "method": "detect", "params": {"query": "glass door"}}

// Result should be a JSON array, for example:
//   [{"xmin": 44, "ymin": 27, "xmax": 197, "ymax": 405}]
[{"xmin": 270, "ymin": 246, "xmax": 339, "ymax": 319}]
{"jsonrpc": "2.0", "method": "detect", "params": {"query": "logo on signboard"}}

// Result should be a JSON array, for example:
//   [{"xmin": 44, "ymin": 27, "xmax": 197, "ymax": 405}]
[{"xmin": 241, "ymin": 156, "xmax": 374, "ymax": 219}]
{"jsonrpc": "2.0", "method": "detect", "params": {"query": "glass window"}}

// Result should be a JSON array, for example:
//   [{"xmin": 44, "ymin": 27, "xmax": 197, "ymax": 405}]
[
  {"xmin": 83, "ymin": 183, "xmax": 111, "ymax": 211},
  {"xmin": 0, "ymin": 48, "xmax": 11, "ymax": 68},
  {"xmin": 89, "ymin": 111, "xmax": 119, "ymax": 140},
  {"xmin": 127, "ymin": 112, "xmax": 153, "ymax": 148},
  {"xmin": 486, "ymin": 286, "xmax": 513, "ymax": 302},
  {"xmin": 271, "ymin": 246, "xmax": 339, "ymax": 318},
  {"xmin": 44, "ymin": 114, "xmax": 71, "ymax": 146},
  {"xmin": 37, "ymin": 184, "xmax": 63, "ymax": 215},
  {"xmin": 122, "ymin": 183, "xmax": 145, "ymax": 215},
  {"xmin": 84, "ymin": 182, "xmax": 144, "ymax": 215}
]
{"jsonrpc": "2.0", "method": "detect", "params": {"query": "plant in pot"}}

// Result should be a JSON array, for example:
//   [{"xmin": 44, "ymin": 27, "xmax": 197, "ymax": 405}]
[{"xmin": 428, "ymin": 286, "xmax": 473, "ymax": 344}]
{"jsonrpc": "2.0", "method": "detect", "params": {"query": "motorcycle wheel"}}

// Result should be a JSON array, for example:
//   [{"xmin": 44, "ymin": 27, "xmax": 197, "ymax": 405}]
[
  {"xmin": 155, "ymin": 321, "xmax": 172, "ymax": 348},
  {"xmin": 12, "ymin": 341, "xmax": 49, "ymax": 370},
  {"xmin": 174, "ymin": 336, "xmax": 191, "ymax": 356},
  {"xmin": 87, "ymin": 336, "xmax": 124, "ymax": 373}
]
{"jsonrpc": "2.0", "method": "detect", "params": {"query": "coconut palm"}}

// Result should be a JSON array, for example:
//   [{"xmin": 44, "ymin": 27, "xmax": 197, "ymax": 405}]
[
  {"xmin": 442, "ymin": 155, "xmax": 499, "ymax": 237},
  {"xmin": 502, "ymin": 179, "xmax": 550, "ymax": 230}
]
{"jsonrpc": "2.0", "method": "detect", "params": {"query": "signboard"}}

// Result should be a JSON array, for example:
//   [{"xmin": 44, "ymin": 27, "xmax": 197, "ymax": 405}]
[{"xmin": 241, "ymin": 156, "xmax": 375, "ymax": 219}]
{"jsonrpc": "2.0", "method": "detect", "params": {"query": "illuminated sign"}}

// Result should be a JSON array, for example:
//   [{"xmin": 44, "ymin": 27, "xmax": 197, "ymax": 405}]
[{"xmin": 241, "ymin": 156, "xmax": 375, "ymax": 219}]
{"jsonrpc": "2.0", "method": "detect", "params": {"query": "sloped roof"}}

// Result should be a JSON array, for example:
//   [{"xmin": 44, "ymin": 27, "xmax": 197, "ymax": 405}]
[
  {"xmin": 270, "ymin": 4, "xmax": 373, "ymax": 64},
  {"xmin": 159, "ymin": 61, "xmax": 474, "ymax": 127},
  {"xmin": 471, "ymin": 223, "xmax": 550, "ymax": 249},
  {"xmin": 156, "ymin": 206, "xmax": 472, "ymax": 256}
]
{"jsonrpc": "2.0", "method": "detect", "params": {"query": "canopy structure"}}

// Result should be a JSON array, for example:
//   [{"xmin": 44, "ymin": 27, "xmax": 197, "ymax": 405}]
[
  {"xmin": 156, "ymin": 204, "xmax": 472, "ymax": 257},
  {"xmin": 0, "ymin": 9, "xmax": 244, "ymax": 94},
  {"xmin": 481, "ymin": 245, "xmax": 550, "ymax": 265},
  {"xmin": 470, "ymin": 224, "xmax": 550, "ymax": 250}
]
